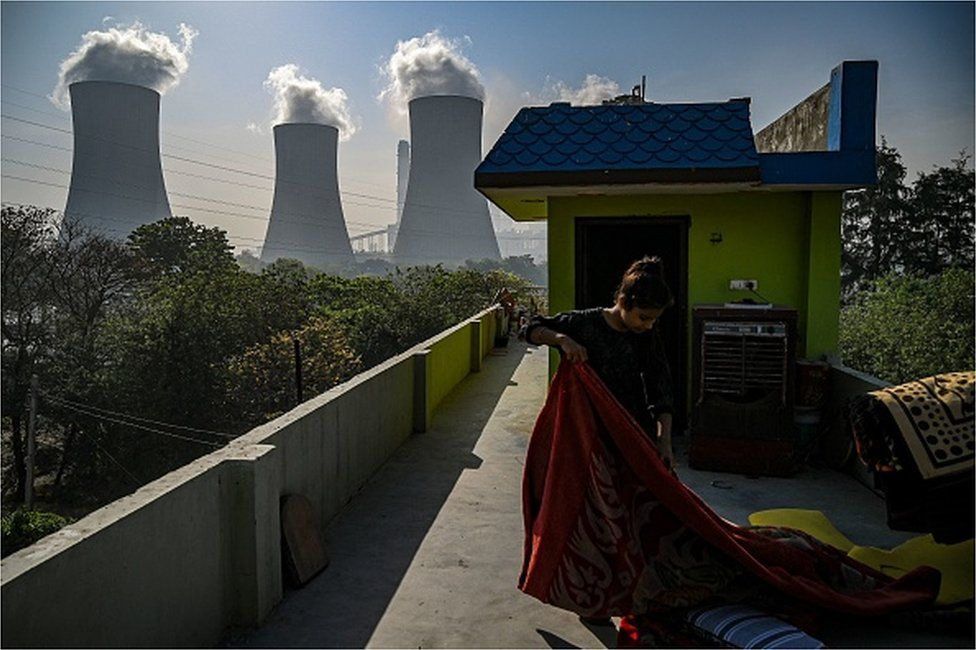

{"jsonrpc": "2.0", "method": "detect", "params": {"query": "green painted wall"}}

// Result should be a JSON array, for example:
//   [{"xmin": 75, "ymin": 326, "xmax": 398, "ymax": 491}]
[
  {"xmin": 804, "ymin": 192, "xmax": 843, "ymax": 360},
  {"xmin": 428, "ymin": 323, "xmax": 475, "ymax": 414},
  {"xmin": 425, "ymin": 307, "xmax": 502, "ymax": 417},
  {"xmin": 545, "ymin": 191, "xmax": 843, "ymax": 405},
  {"xmin": 481, "ymin": 309, "xmax": 499, "ymax": 358}
]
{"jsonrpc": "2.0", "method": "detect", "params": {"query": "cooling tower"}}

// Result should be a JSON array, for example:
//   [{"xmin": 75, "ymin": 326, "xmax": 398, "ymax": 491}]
[
  {"xmin": 393, "ymin": 95, "xmax": 499, "ymax": 267},
  {"xmin": 64, "ymin": 81, "xmax": 172, "ymax": 237},
  {"xmin": 261, "ymin": 123, "xmax": 355, "ymax": 269},
  {"xmin": 396, "ymin": 139, "xmax": 410, "ymax": 222}
]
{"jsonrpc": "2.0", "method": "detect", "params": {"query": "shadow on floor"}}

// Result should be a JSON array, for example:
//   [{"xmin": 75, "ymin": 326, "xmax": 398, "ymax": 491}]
[{"xmin": 227, "ymin": 345, "xmax": 528, "ymax": 648}]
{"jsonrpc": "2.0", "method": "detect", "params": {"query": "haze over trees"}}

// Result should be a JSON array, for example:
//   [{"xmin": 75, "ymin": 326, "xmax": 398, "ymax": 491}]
[{"xmin": 1, "ymin": 210, "xmax": 535, "ymax": 552}]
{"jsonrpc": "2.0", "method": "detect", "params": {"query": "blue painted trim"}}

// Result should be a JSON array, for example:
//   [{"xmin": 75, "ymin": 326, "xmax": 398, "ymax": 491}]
[
  {"xmin": 759, "ymin": 151, "xmax": 876, "ymax": 186},
  {"xmin": 827, "ymin": 61, "xmax": 879, "ymax": 153},
  {"xmin": 827, "ymin": 67, "xmax": 843, "ymax": 152},
  {"xmin": 839, "ymin": 61, "xmax": 878, "ymax": 153}
]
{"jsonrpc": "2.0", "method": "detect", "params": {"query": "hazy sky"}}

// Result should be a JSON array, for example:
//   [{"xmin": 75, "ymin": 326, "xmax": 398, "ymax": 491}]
[{"xmin": 2, "ymin": 1, "xmax": 973, "ymax": 253}]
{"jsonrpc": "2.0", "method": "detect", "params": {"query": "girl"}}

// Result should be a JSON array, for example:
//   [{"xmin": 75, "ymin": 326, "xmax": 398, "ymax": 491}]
[{"xmin": 523, "ymin": 256, "xmax": 676, "ymax": 469}]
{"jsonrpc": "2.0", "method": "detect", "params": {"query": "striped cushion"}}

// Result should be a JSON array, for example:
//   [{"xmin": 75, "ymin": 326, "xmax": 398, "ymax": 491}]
[{"xmin": 685, "ymin": 604, "xmax": 825, "ymax": 649}]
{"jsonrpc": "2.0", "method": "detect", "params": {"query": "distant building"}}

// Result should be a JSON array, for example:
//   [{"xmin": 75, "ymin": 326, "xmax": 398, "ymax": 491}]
[{"xmin": 496, "ymin": 224, "xmax": 547, "ymax": 262}]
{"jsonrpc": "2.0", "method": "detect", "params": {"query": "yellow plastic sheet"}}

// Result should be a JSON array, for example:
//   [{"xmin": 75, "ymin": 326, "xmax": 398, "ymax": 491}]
[{"xmin": 748, "ymin": 508, "xmax": 973, "ymax": 606}]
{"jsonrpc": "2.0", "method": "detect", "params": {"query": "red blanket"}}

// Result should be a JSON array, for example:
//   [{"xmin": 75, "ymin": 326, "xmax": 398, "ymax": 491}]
[{"xmin": 519, "ymin": 362, "xmax": 940, "ymax": 618}]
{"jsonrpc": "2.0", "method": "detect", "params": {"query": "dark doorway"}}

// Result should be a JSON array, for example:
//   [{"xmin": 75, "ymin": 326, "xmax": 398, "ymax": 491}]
[{"xmin": 575, "ymin": 216, "xmax": 689, "ymax": 433}]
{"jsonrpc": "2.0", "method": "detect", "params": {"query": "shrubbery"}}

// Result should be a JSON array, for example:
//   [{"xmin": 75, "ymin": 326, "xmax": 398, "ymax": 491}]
[
  {"xmin": 839, "ymin": 268, "xmax": 974, "ymax": 384},
  {"xmin": 1, "ymin": 509, "xmax": 72, "ymax": 557}
]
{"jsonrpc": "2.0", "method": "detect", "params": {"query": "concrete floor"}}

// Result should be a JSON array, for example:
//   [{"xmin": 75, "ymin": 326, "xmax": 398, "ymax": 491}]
[{"xmin": 228, "ymin": 342, "xmax": 972, "ymax": 648}]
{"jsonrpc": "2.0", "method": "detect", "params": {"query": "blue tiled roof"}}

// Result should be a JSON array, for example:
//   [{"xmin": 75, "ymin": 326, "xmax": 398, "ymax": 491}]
[{"xmin": 477, "ymin": 101, "xmax": 759, "ymax": 180}]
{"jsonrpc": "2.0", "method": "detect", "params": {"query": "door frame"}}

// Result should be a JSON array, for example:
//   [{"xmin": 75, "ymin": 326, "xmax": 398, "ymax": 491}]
[{"xmin": 574, "ymin": 215, "xmax": 691, "ymax": 432}]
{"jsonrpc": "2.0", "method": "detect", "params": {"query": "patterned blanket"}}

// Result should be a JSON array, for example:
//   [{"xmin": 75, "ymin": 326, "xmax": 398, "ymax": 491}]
[
  {"xmin": 519, "ymin": 362, "xmax": 940, "ymax": 619},
  {"xmin": 869, "ymin": 371, "xmax": 975, "ymax": 480}
]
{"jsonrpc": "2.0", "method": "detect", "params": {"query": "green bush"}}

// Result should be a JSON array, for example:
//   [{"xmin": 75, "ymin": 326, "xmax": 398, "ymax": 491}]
[
  {"xmin": 839, "ymin": 268, "xmax": 974, "ymax": 384},
  {"xmin": 1, "ymin": 509, "xmax": 72, "ymax": 557}
]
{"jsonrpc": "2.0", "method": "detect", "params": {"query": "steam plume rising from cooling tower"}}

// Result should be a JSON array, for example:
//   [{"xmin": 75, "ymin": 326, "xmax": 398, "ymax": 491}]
[
  {"xmin": 546, "ymin": 74, "xmax": 621, "ymax": 106},
  {"xmin": 380, "ymin": 30, "xmax": 485, "ymax": 111},
  {"xmin": 52, "ymin": 21, "xmax": 197, "ymax": 109},
  {"xmin": 264, "ymin": 64, "xmax": 357, "ymax": 140}
]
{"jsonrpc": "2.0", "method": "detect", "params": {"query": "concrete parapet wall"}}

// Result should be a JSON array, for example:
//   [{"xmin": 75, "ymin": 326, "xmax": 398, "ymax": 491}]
[{"xmin": 1, "ymin": 305, "xmax": 502, "ymax": 648}]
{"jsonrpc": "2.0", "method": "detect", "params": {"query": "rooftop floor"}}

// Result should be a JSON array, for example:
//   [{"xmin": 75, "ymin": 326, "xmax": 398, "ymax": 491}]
[{"xmin": 229, "ymin": 342, "xmax": 971, "ymax": 648}]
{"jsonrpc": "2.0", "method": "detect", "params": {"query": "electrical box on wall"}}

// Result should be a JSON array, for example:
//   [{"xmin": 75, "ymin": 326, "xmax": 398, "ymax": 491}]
[{"xmin": 729, "ymin": 279, "xmax": 758, "ymax": 291}]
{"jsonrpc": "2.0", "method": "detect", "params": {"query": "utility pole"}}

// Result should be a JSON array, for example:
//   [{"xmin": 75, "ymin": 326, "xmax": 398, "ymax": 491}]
[
  {"xmin": 294, "ymin": 337, "xmax": 303, "ymax": 406},
  {"xmin": 26, "ymin": 374, "xmax": 38, "ymax": 510}
]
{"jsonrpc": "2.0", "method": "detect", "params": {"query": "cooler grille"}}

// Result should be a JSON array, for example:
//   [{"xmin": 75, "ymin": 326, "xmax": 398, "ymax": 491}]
[{"xmin": 701, "ymin": 321, "xmax": 788, "ymax": 402}]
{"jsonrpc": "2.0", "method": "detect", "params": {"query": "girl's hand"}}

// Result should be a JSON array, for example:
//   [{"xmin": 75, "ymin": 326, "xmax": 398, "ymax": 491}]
[
  {"xmin": 660, "ymin": 444, "xmax": 677, "ymax": 474},
  {"xmin": 558, "ymin": 335, "xmax": 588, "ymax": 363},
  {"xmin": 657, "ymin": 416, "xmax": 676, "ymax": 474}
]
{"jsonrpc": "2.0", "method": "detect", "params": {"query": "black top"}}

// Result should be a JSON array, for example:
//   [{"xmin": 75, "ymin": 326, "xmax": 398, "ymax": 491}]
[{"xmin": 524, "ymin": 307, "xmax": 674, "ymax": 435}]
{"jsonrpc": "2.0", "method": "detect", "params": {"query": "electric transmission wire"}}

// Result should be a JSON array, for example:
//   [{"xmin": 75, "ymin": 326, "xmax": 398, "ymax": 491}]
[
  {"xmin": 1, "ymin": 173, "xmax": 547, "ymax": 253},
  {"xmin": 1, "ymin": 198, "xmax": 522, "ymax": 264},
  {"xmin": 1, "ymin": 156, "xmax": 400, "ymax": 219},
  {"xmin": 43, "ymin": 391, "xmax": 237, "ymax": 440},
  {"xmin": 71, "ymin": 424, "xmax": 144, "ymax": 486},
  {"xmin": 45, "ymin": 395, "xmax": 224, "ymax": 448},
  {"xmin": 1, "ymin": 113, "xmax": 500, "ymax": 218},
  {"xmin": 1, "ymin": 83, "xmax": 395, "ymax": 191},
  {"xmin": 1, "ymin": 158, "xmax": 545, "ymax": 241},
  {"xmin": 2, "ymin": 127, "xmax": 534, "ymax": 240}
]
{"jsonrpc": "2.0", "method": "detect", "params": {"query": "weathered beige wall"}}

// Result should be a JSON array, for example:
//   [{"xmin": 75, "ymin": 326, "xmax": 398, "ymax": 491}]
[
  {"xmin": 754, "ymin": 83, "xmax": 831, "ymax": 153},
  {"xmin": 1, "ymin": 305, "xmax": 502, "ymax": 648}
]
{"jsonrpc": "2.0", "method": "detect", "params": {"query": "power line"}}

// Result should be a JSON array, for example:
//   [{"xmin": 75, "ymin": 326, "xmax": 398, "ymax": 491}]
[
  {"xmin": 3, "ymin": 133, "xmax": 72, "ymax": 152},
  {"xmin": 3, "ymin": 123, "xmax": 532, "ymax": 240},
  {"xmin": 1, "ymin": 156, "xmax": 399, "ymax": 219},
  {"xmin": 1, "ymin": 173, "xmax": 547, "ymax": 247},
  {"xmin": 45, "ymin": 395, "xmax": 223, "ymax": 447},
  {"xmin": 2, "ymin": 113, "xmax": 499, "ymax": 218},
  {"xmin": 1, "ymin": 89, "xmax": 276, "ymax": 168},
  {"xmin": 72, "ymin": 424, "xmax": 144, "ymax": 486},
  {"xmin": 1, "ymin": 83, "xmax": 393, "ymax": 191},
  {"xmin": 43, "ymin": 391, "xmax": 237, "ymax": 440},
  {"xmin": 1, "ymin": 173, "xmax": 393, "ymax": 257},
  {"xmin": 1, "ymin": 156, "xmax": 537, "ymax": 238},
  {"xmin": 1, "ymin": 199, "xmax": 532, "ymax": 264}
]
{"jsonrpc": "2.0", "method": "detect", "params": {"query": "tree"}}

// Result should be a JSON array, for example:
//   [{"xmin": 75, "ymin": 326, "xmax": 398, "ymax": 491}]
[
  {"xmin": 841, "ymin": 141, "xmax": 909, "ymax": 298},
  {"xmin": 463, "ymin": 255, "xmax": 547, "ymax": 286},
  {"xmin": 1, "ymin": 208, "xmax": 135, "ymax": 501},
  {"xmin": 840, "ymin": 269, "xmax": 974, "ymax": 384},
  {"xmin": 44, "ymin": 217, "xmax": 134, "ymax": 492},
  {"xmin": 841, "ymin": 143, "xmax": 975, "ymax": 299},
  {"xmin": 902, "ymin": 153, "xmax": 975, "ymax": 274},
  {"xmin": 1, "ymin": 206, "xmax": 59, "ymax": 500},
  {"xmin": 127, "ymin": 216, "xmax": 236, "ymax": 279},
  {"xmin": 224, "ymin": 316, "xmax": 362, "ymax": 425},
  {"xmin": 236, "ymin": 249, "xmax": 266, "ymax": 274}
]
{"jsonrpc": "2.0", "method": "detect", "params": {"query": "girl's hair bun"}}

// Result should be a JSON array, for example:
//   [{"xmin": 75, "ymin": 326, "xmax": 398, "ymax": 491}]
[
  {"xmin": 616, "ymin": 255, "xmax": 673, "ymax": 310},
  {"xmin": 629, "ymin": 255, "xmax": 665, "ymax": 277}
]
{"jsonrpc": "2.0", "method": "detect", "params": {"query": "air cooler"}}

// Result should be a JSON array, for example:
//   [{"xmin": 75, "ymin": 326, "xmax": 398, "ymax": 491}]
[{"xmin": 689, "ymin": 305, "xmax": 798, "ymax": 476}]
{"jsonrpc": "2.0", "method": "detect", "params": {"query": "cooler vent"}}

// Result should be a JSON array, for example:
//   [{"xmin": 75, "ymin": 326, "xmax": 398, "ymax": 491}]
[{"xmin": 701, "ymin": 321, "xmax": 788, "ymax": 402}]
